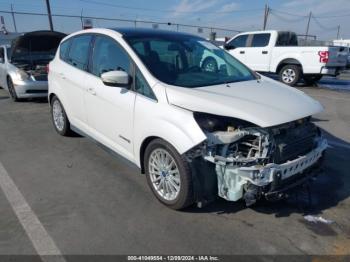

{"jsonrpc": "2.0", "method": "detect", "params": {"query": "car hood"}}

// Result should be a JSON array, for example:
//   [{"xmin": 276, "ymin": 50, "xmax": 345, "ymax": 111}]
[
  {"xmin": 10, "ymin": 30, "xmax": 66, "ymax": 61},
  {"xmin": 165, "ymin": 76, "xmax": 323, "ymax": 127}
]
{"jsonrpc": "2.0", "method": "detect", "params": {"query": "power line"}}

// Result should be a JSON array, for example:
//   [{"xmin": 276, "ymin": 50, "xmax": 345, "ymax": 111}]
[
  {"xmin": 269, "ymin": 10, "xmax": 308, "ymax": 22},
  {"xmin": 271, "ymin": 8, "xmax": 350, "ymax": 19}
]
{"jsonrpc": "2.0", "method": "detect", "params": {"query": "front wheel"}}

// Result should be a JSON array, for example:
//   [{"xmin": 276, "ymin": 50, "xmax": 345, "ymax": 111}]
[
  {"xmin": 50, "ymin": 96, "xmax": 73, "ymax": 136},
  {"xmin": 144, "ymin": 139, "xmax": 194, "ymax": 210},
  {"xmin": 7, "ymin": 78, "xmax": 20, "ymax": 102},
  {"xmin": 202, "ymin": 57, "xmax": 218, "ymax": 73},
  {"xmin": 279, "ymin": 65, "xmax": 301, "ymax": 86}
]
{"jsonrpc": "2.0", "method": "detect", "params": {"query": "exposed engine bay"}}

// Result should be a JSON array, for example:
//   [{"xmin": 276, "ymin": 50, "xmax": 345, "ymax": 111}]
[
  {"xmin": 12, "ymin": 61, "xmax": 49, "ymax": 81},
  {"xmin": 10, "ymin": 30, "xmax": 66, "ymax": 81},
  {"xmin": 187, "ymin": 112, "xmax": 327, "ymax": 206}
]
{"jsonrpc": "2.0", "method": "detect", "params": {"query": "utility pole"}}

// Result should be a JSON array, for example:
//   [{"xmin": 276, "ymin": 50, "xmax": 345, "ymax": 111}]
[
  {"xmin": 305, "ymin": 11, "xmax": 312, "ymax": 40},
  {"xmin": 10, "ymin": 4, "xmax": 17, "ymax": 32},
  {"xmin": 263, "ymin": 4, "xmax": 269, "ymax": 30},
  {"xmin": 45, "ymin": 0, "xmax": 54, "ymax": 31},
  {"xmin": 336, "ymin": 25, "xmax": 340, "ymax": 39}
]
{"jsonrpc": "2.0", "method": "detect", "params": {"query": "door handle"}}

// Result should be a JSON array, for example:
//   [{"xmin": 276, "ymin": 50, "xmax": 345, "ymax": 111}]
[
  {"xmin": 262, "ymin": 51, "xmax": 268, "ymax": 54},
  {"xmin": 87, "ymin": 87, "xmax": 96, "ymax": 95},
  {"xmin": 240, "ymin": 51, "xmax": 245, "ymax": 54},
  {"xmin": 59, "ymin": 73, "xmax": 66, "ymax": 79}
]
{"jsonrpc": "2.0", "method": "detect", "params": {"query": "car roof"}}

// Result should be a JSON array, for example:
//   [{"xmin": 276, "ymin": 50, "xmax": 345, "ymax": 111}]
[{"xmin": 110, "ymin": 27, "xmax": 201, "ymax": 38}]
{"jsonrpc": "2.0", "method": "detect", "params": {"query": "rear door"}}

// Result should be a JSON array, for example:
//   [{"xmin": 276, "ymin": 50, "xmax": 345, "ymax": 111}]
[
  {"xmin": 244, "ymin": 33, "xmax": 272, "ymax": 71},
  {"xmin": 84, "ymin": 35, "xmax": 136, "ymax": 160},
  {"xmin": 57, "ymin": 34, "xmax": 93, "ymax": 128}
]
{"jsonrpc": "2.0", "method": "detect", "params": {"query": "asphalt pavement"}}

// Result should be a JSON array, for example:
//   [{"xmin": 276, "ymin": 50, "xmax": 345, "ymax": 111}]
[{"xmin": 0, "ymin": 83, "xmax": 349, "ymax": 257}]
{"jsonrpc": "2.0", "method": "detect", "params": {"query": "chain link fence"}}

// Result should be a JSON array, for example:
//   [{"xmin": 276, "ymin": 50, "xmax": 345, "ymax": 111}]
[{"xmin": 0, "ymin": 9, "xmax": 241, "ymax": 39}]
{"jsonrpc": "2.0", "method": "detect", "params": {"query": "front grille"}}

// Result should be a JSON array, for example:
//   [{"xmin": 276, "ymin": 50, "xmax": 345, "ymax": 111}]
[
  {"xmin": 272, "ymin": 123, "xmax": 318, "ymax": 164},
  {"xmin": 33, "ymin": 75, "xmax": 48, "ymax": 81}
]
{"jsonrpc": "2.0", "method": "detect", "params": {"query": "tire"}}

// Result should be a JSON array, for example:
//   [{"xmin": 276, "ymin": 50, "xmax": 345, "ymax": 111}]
[
  {"xmin": 202, "ymin": 56, "xmax": 218, "ymax": 73},
  {"xmin": 303, "ymin": 74, "xmax": 322, "ymax": 85},
  {"xmin": 7, "ymin": 78, "xmax": 20, "ymax": 102},
  {"xmin": 50, "ymin": 96, "xmax": 73, "ymax": 136},
  {"xmin": 279, "ymin": 64, "xmax": 301, "ymax": 86},
  {"xmin": 144, "ymin": 138, "xmax": 194, "ymax": 210}
]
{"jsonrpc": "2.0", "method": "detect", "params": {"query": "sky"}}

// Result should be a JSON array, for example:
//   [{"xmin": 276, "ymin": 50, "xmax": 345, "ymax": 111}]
[{"xmin": 0, "ymin": 0, "xmax": 349, "ymax": 40}]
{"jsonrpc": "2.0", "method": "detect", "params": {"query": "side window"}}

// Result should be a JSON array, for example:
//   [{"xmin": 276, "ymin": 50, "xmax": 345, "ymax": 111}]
[
  {"xmin": 67, "ymin": 35, "xmax": 92, "ymax": 70},
  {"xmin": 251, "ymin": 33, "xmax": 270, "ymax": 47},
  {"xmin": 91, "ymin": 36, "xmax": 131, "ymax": 77},
  {"xmin": 276, "ymin": 32, "xmax": 298, "ymax": 46},
  {"xmin": 59, "ymin": 39, "xmax": 70, "ymax": 61},
  {"xmin": 132, "ymin": 42, "xmax": 146, "ymax": 56},
  {"xmin": 0, "ymin": 48, "xmax": 4, "ymax": 63},
  {"xmin": 227, "ymin": 35, "xmax": 248, "ymax": 48},
  {"xmin": 135, "ymin": 68, "xmax": 157, "ymax": 100}
]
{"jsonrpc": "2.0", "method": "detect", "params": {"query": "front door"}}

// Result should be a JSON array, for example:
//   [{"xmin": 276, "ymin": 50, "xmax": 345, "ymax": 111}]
[{"xmin": 84, "ymin": 35, "xmax": 136, "ymax": 161}]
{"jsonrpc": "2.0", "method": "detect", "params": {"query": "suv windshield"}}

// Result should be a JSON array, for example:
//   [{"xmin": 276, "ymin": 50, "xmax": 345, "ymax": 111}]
[{"xmin": 126, "ymin": 35, "xmax": 255, "ymax": 88}]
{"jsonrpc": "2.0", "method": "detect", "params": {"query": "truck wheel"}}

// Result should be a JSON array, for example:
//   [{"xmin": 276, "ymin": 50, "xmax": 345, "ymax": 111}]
[
  {"xmin": 7, "ymin": 78, "xmax": 20, "ymax": 102},
  {"xmin": 144, "ymin": 138, "xmax": 194, "ymax": 210},
  {"xmin": 279, "ymin": 65, "xmax": 301, "ymax": 86},
  {"xmin": 202, "ymin": 57, "xmax": 218, "ymax": 73},
  {"xmin": 303, "ymin": 74, "xmax": 322, "ymax": 85},
  {"xmin": 50, "ymin": 96, "xmax": 73, "ymax": 136}
]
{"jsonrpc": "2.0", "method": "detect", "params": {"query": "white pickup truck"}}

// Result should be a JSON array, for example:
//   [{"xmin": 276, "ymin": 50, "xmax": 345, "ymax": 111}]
[{"xmin": 222, "ymin": 30, "xmax": 347, "ymax": 86}]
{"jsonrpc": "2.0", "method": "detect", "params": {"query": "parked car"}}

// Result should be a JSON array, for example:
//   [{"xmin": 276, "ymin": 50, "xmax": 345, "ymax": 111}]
[
  {"xmin": 0, "ymin": 30, "xmax": 66, "ymax": 101},
  {"xmin": 49, "ymin": 28, "xmax": 327, "ymax": 209},
  {"xmin": 223, "ymin": 30, "xmax": 347, "ymax": 86}
]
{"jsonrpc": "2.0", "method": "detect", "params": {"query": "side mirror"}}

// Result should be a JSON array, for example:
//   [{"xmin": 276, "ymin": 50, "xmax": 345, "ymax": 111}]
[
  {"xmin": 101, "ymin": 70, "xmax": 131, "ymax": 88},
  {"xmin": 0, "ymin": 57, "xmax": 4, "ymax": 63},
  {"xmin": 224, "ymin": 44, "xmax": 235, "ymax": 50}
]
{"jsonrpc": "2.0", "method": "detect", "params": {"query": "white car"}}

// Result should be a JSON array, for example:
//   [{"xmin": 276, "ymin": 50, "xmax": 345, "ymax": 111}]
[
  {"xmin": 48, "ymin": 28, "xmax": 327, "ymax": 210},
  {"xmin": 224, "ymin": 30, "xmax": 347, "ymax": 86}
]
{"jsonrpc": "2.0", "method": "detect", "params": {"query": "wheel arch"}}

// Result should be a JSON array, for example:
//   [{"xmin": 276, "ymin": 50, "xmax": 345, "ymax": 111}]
[
  {"xmin": 276, "ymin": 58, "xmax": 303, "ymax": 74},
  {"xmin": 139, "ymin": 136, "xmax": 160, "ymax": 174}
]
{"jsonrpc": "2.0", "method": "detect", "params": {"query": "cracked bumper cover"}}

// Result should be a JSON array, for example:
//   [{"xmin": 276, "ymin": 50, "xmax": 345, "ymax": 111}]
[{"xmin": 212, "ymin": 138, "xmax": 327, "ymax": 202}]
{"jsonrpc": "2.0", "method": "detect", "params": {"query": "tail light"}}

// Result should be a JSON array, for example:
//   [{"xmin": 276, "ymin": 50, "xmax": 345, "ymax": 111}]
[
  {"xmin": 318, "ymin": 51, "xmax": 329, "ymax": 63},
  {"xmin": 46, "ymin": 64, "xmax": 50, "ymax": 74}
]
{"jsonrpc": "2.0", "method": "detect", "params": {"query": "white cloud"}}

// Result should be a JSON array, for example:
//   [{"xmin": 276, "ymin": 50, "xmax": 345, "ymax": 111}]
[
  {"xmin": 217, "ymin": 2, "xmax": 239, "ymax": 13},
  {"xmin": 170, "ymin": 0, "xmax": 220, "ymax": 17}
]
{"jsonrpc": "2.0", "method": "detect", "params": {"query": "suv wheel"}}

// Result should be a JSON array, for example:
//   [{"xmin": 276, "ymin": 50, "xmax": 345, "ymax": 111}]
[
  {"xmin": 51, "ymin": 96, "xmax": 73, "ymax": 136},
  {"xmin": 279, "ymin": 65, "xmax": 301, "ymax": 86},
  {"xmin": 144, "ymin": 139, "xmax": 194, "ymax": 210}
]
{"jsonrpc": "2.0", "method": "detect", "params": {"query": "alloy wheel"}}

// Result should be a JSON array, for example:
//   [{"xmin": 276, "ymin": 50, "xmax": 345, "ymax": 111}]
[{"xmin": 148, "ymin": 148, "xmax": 181, "ymax": 201}]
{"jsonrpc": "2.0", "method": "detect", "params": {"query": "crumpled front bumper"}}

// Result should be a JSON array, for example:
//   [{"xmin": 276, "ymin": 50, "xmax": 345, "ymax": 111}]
[{"xmin": 214, "ymin": 138, "xmax": 328, "ymax": 203}]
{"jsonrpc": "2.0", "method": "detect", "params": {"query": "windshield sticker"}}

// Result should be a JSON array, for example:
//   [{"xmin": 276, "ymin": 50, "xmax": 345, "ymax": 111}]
[{"xmin": 198, "ymin": 41, "xmax": 219, "ymax": 50}]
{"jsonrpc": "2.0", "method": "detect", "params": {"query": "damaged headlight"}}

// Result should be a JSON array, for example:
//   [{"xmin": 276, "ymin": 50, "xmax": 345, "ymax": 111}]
[
  {"xmin": 193, "ymin": 112, "xmax": 257, "ymax": 132},
  {"xmin": 193, "ymin": 112, "xmax": 271, "ymax": 165}
]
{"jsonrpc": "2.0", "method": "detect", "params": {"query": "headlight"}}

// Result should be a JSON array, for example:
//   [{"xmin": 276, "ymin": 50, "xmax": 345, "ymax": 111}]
[
  {"xmin": 193, "ymin": 112, "xmax": 257, "ymax": 132},
  {"xmin": 15, "ymin": 69, "xmax": 30, "ymax": 80}
]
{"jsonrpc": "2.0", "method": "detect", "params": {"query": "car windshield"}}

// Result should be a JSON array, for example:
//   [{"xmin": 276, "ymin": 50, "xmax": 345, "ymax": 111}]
[{"xmin": 126, "ymin": 34, "xmax": 256, "ymax": 88}]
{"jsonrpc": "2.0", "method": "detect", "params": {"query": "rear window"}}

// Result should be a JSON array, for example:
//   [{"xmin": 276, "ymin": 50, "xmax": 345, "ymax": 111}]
[
  {"xmin": 276, "ymin": 32, "xmax": 298, "ymax": 46},
  {"xmin": 251, "ymin": 34, "xmax": 270, "ymax": 47}
]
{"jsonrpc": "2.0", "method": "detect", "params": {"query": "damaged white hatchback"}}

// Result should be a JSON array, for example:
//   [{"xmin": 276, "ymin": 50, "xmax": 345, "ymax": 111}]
[{"xmin": 48, "ymin": 28, "xmax": 327, "ymax": 210}]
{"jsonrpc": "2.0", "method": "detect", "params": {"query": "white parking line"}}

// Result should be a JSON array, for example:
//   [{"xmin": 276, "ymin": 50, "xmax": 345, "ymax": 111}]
[{"xmin": 0, "ymin": 162, "xmax": 66, "ymax": 262}]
